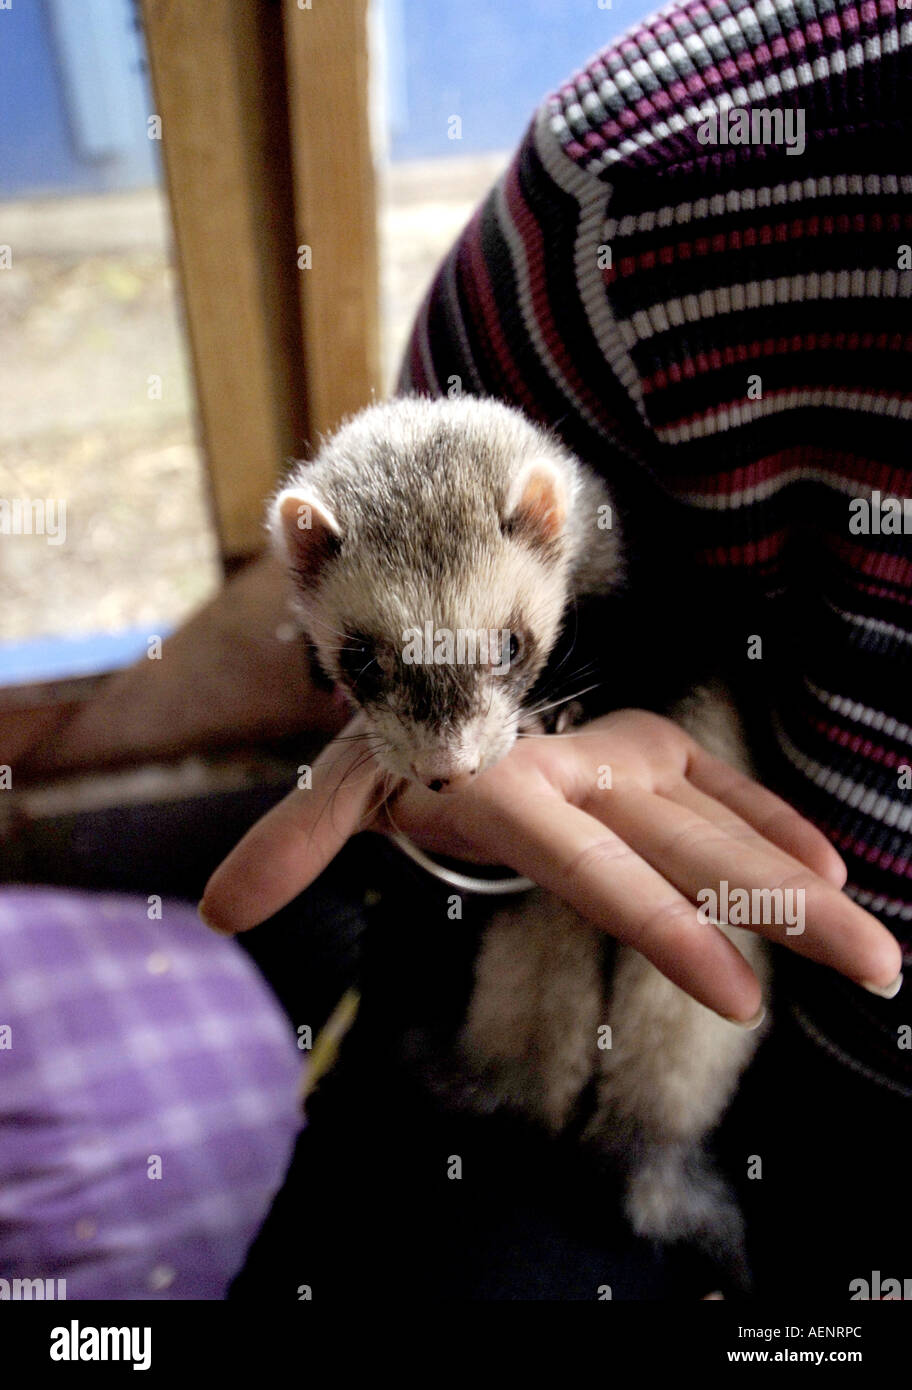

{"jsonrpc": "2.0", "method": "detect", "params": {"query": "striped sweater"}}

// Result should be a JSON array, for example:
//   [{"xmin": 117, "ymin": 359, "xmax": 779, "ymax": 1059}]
[{"xmin": 396, "ymin": 0, "xmax": 912, "ymax": 1092}]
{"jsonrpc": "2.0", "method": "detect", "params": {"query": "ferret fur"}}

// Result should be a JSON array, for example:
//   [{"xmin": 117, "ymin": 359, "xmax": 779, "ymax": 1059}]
[{"xmin": 269, "ymin": 394, "xmax": 769, "ymax": 1289}]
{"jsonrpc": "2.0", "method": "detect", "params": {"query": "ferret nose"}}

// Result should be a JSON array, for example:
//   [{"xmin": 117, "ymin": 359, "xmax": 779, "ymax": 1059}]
[{"xmin": 412, "ymin": 761, "xmax": 479, "ymax": 793}]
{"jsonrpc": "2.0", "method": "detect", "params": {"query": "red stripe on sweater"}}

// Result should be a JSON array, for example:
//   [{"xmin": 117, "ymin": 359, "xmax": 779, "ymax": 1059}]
[
  {"xmin": 616, "ymin": 211, "xmax": 910, "ymax": 281},
  {"xmin": 666, "ymin": 448, "xmax": 912, "ymax": 499},
  {"xmin": 642, "ymin": 332, "xmax": 912, "ymax": 396},
  {"xmin": 503, "ymin": 162, "xmax": 611, "ymax": 427},
  {"xmin": 457, "ymin": 205, "xmax": 534, "ymax": 411},
  {"xmin": 807, "ymin": 716, "xmax": 911, "ymax": 771},
  {"xmin": 695, "ymin": 530, "xmax": 790, "ymax": 567},
  {"xmin": 831, "ymin": 538, "xmax": 912, "ymax": 590},
  {"xmin": 830, "ymin": 828, "xmax": 912, "ymax": 885}
]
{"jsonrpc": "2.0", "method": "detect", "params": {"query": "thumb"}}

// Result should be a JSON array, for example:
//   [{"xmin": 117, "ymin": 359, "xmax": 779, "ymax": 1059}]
[{"xmin": 199, "ymin": 714, "xmax": 384, "ymax": 933}]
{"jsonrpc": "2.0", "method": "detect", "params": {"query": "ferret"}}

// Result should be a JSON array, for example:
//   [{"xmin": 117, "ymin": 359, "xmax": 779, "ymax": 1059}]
[{"xmin": 268, "ymin": 393, "xmax": 769, "ymax": 1291}]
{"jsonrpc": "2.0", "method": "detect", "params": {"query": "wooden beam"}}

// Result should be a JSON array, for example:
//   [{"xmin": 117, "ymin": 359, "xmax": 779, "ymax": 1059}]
[
  {"xmin": 282, "ymin": 0, "xmax": 381, "ymax": 439},
  {"xmin": 140, "ymin": 0, "xmax": 309, "ymax": 562}
]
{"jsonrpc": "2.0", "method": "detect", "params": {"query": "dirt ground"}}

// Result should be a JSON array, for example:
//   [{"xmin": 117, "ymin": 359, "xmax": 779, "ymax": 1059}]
[{"xmin": 0, "ymin": 153, "xmax": 506, "ymax": 649}]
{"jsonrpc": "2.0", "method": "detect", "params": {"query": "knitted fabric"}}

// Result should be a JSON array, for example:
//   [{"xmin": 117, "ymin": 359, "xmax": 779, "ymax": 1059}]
[{"xmin": 396, "ymin": 0, "xmax": 912, "ymax": 1091}]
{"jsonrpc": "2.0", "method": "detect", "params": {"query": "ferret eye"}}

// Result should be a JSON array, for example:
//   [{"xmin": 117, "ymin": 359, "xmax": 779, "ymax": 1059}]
[
  {"xmin": 507, "ymin": 631, "xmax": 523, "ymax": 666},
  {"xmin": 338, "ymin": 633, "xmax": 383, "ymax": 698},
  {"xmin": 307, "ymin": 644, "xmax": 335, "ymax": 692}
]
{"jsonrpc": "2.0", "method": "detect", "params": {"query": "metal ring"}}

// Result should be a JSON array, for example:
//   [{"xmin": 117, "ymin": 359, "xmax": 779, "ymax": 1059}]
[{"xmin": 388, "ymin": 830, "xmax": 535, "ymax": 896}]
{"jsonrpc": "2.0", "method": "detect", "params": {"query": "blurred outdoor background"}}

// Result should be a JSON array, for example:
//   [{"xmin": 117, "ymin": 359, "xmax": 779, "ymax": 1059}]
[{"xmin": 0, "ymin": 0, "xmax": 638, "ymax": 690}]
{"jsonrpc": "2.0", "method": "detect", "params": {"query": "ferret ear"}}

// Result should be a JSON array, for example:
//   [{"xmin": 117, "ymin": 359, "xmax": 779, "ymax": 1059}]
[
  {"xmin": 270, "ymin": 486, "xmax": 341, "ymax": 586},
  {"xmin": 502, "ymin": 458, "xmax": 568, "ymax": 548}
]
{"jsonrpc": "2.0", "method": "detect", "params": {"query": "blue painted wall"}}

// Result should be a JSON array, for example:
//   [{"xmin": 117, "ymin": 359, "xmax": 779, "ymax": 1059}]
[
  {"xmin": 0, "ymin": 0, "xmax": 158, "ymax": 198},
  {"xmin": 0, "ymin": 0, "xmax": 641, "ymax": 199},
  {"xmin": 386, "ymin": 0, "xmax": 632, "ymax": 160},
  {"xmin": 0, "ymin": 626, "xmax": 172, "ymax": 689}
]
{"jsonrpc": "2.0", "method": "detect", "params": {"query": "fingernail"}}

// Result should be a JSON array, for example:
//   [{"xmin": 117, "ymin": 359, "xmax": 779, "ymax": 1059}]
[
  {"xmin": 723, "ymin": 1003, "xmax": 766, "ymax": 1031},
  {"xmin": 859, "ymin": 972, "xmax": 903, "ymax": 1000},
  {"xmin": 197, "ymin": 899, "xmax": 231, "ymax": 934}
]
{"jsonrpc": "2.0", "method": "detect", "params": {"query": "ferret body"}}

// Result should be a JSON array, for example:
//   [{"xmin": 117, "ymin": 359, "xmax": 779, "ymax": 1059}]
[{"xmin": 269, "ymin": 394, "xmax": 769, "ymax": 1289}]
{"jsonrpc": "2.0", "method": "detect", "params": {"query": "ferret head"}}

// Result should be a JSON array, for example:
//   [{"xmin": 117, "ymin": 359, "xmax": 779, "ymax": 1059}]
[{"xmin": 269, "ymin": 396, "xmax": 597, "ymax": 791}]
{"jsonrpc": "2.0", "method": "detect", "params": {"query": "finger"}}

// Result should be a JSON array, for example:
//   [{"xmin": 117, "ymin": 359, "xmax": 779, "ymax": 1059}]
[
  {"xmin": 377, "ymin": 778, "xmax": 513, "ymax": 865},
  {"xmin": 669, "ymin": 776, "xmax": 845, "ymax": 895},
  {"xmin": 685, "ymin": 744, "xmax": 848, "ymax": 889},
  {"xmin": 467, "ymin": 789, "xmax": 764, "ymax": 1021},
  {"xmin": 595, "ymin": 786, "xmax": 901, "ymax": 989},
  {"xmin": 199, "ymin": 715, "xmax": 385, "ymax": 933}
]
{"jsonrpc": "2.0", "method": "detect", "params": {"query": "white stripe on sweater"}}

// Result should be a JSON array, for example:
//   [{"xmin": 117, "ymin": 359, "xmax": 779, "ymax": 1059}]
[
  {"xmin": 675, "ymin": 464, "xmax": 877, "ymax": 509},
  {"xmin": 773, "ymin": 719, "xmax": 912, "ymax": 834},
  {"xmin": 655, "ymin": 387, "xmax": 912, "ymax": 445},
  {"xmin": 791, "ymin": 1006, "xmax": 912, "ymax": 1098},
  {"xmin": 532, "ymin": 103, "xmax": 649, "ymax": 426},
  {"xmin": 493, "ymin": 169, "xmax": 605, "ymax": 435},
  {"xmin": 844, "ymin": 884, "xmax": 912, "ymax": 922},
  {"xmin": 804, "ymin": 681, "xmax": 912, "ymax": 746},
  {"xmin": 825, "ymin": 602, "xmax": 912, "ymax": 650},
  {"xmin": 618, "ymin": 270, "xmax": 910, "ymax": 351},
  {"xmin": 608, "ymin": 174, "xmax": 912, "ymax": 238},
  {"xmin": 549, "ymin": 21, "xmax": 912, "ymax": 178},
  {"xmin": 442, "ymin": 248, "xmax": 485, "ymax": 394}
]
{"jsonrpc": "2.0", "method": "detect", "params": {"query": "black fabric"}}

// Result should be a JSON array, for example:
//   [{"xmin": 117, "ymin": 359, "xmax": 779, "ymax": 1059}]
[{"xmin": 230, "ymin": 848, "xmax": 909, "ymax": 1301}]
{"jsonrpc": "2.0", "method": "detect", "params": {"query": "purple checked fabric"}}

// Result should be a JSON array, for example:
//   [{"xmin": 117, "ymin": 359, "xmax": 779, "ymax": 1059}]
[{"xmin": 0, "ymin": 887, "xmax": 302, "ymax": 1299}]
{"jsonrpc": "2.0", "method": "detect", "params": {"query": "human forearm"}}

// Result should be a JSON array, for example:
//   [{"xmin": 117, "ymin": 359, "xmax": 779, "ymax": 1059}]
[{"xmin": 13, "ymin": 554, "xmax": 346, "ymax": 779}]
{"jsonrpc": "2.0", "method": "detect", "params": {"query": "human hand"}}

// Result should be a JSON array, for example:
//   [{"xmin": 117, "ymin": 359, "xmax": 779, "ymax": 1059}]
[{"xmin": 199, "ymin": 708, "xmax": 902, "ymax": 1022}]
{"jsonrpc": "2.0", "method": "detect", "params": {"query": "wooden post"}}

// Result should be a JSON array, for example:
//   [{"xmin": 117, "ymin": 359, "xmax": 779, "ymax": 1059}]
[
  {"xmin": 140, "ymin": 0, "xmax": 310, "ymax": 563},
  {"xmin": 282, "ymin": 0, "xmax": 381, "ymax": 440}
]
